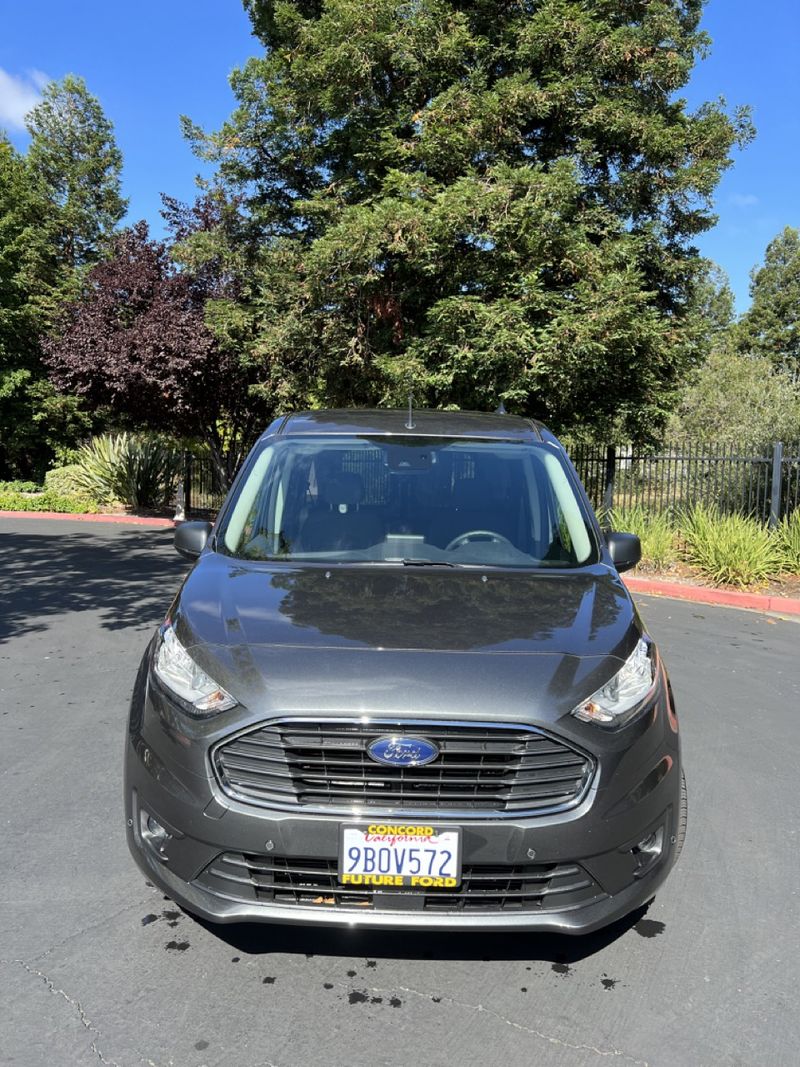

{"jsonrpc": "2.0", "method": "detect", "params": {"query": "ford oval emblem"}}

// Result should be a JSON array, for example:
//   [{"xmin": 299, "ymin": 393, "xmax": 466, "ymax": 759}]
[{"xmin": 367, "ymin": 736, "xmax": 440, "ymax": 768}]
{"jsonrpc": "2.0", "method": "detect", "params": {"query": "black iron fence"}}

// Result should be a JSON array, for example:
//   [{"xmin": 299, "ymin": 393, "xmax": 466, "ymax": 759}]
[
  {"xmin": 179, "ymin": 454, "xmax": 228, "ymax": 517},
  {"xmin": 178, "ymin": 441, "xmax": 800, "ymax": 526},
  {"xmin": 569, "ymin": 440, "xmax": 800, "ymax": 526}
]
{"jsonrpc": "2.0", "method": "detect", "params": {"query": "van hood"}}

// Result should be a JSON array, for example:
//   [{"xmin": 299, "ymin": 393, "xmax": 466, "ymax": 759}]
[
  {"xmin": 177, "ymin": 555, "xmax": 636, "ymax": 655},
  {"xmin": 169, "ymin": 556, "xmax": 642, "ymax": 726}
]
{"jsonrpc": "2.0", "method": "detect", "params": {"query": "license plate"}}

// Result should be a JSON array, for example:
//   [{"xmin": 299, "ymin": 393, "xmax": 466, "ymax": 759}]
[{"xmin": 338, "ymin": 823, "xmax": 462, "ymax": 888}]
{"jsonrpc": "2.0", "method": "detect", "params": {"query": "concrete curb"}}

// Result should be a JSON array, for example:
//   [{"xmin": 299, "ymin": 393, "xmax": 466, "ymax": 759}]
[
  {"xmin": 624, "ymin": 575, "xmax": 800, "ymax": 617},
  {"xmin": 0, "ymin": 509, "xmax": 175, "ymax": 528}
]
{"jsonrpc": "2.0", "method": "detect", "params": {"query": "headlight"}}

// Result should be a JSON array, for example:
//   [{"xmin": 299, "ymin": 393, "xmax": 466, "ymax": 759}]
[
  {"xmin": 153, "ymin": 623, "xmax": 236, "ymax": 717},
  {"xmin": 571, "ymin": 638, "xmax": 656, "ymax": 728}
]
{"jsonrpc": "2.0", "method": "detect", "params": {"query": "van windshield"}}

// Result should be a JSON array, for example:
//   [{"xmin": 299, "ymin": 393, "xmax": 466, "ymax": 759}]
[{"xmin": 218, "ymin": 435, "xmax": 597, "ymax": 569}]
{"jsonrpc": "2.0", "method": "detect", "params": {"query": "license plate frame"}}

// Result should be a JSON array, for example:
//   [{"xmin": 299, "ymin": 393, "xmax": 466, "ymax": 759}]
[{"xmin": 338, "ymin": 823, "xmax": 462, "ymax": 889}]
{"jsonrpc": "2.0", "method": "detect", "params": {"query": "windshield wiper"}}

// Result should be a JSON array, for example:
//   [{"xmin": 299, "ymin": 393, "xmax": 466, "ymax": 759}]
[{"xmin": 399, "ymin": 558, "xmax": 460, "ymax": 568}]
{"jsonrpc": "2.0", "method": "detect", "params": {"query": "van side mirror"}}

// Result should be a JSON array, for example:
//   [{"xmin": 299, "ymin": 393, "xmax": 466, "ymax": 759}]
[
  {"xmin": 606, "ymin": 531, "xmax": 641, "ymax": 573},
  {"xmin": 174, "ymin": 520, "xmax": 213, "ymax": 561}
]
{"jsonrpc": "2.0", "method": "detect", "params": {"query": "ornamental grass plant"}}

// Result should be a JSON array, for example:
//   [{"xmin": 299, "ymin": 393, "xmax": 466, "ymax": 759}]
[
  {"xmin": 775, "ymin": 510, "xmax": 800, "ymax": 573},
  {"xmin": 609, "ymin": 504, "xmax": 677, "ymax": 571},
  {"xmin": 679, "ymin": 504, "xmax": 784, "ymax": 589},
  {"xmin": 73, "ymin": 433, "xmax": 183, "ymax": 510}
]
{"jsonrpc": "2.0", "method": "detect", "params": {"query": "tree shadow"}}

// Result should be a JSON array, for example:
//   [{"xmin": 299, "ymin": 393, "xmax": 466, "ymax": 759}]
[
  {"xmin": 0, "ymin": 521, "xmax": 186, "ymax": 643},
  {"xmin": 194, "ymin": 903, "xmax": 652, "ymax": 965}
]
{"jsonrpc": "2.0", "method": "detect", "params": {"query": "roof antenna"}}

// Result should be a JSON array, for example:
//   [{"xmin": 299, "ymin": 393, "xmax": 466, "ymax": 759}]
[
  {"xmin": 495, "ymin": 401, "xmax": 507, "ymax": 414},
  {"xmin": 405, "ymin": 390, "xmax": 415, "ymax": 430}
]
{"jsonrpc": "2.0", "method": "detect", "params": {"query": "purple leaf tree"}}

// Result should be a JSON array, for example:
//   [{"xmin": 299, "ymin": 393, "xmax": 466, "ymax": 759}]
[{"xmin": 45, "ymin": 220, "xmax": 263, "ymax": 485}]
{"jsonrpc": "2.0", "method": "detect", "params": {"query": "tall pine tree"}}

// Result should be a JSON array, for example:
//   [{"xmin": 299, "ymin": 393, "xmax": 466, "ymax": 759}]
[
  {"xmin": 187, "ymin": 0, "xmax": 752, "ymax": 443},
  {"xmin": 26, "ymin": 74, "xmax": 127, "ymax": 312},
  {"xmin": 0, "ymin": 77, "xmax": 126, "ymax": 475}
]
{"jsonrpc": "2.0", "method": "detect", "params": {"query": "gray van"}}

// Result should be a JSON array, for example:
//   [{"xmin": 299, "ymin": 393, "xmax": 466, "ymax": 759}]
[{"xmin": 125, "ymin": 409, "xmax": 685, "ymax": 933}]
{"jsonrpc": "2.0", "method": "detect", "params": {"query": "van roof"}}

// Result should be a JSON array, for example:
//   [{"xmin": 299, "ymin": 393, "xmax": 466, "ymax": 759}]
[{"xmin": 265, "ymin": 408, "xmax": 549, "ymax": 442}]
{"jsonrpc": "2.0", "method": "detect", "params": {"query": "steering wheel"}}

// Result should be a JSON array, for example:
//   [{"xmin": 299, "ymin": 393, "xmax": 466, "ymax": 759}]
[{"xmin": 445, "ymin": 529, "xmax": 516, "ymax": 552}]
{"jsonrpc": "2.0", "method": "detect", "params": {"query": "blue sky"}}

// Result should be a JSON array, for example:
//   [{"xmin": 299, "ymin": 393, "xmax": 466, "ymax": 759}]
[{"xmin": 1, "ymin": 0, "xmax": 798, "ymax": 313}]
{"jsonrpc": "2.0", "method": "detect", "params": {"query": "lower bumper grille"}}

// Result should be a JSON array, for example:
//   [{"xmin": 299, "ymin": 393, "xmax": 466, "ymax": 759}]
[{"xmin": 194, "ymin": 852, "xmax": 607, "ymax": 914}]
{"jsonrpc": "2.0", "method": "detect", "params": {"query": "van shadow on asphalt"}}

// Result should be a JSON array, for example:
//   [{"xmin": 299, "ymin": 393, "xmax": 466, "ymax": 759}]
[
  {"xmin": 194, "ymin": 903, "xmax": 653, "ymax": 965},
  {"xmin": 0, "ymin": 524, "xmax": 184, "ymax": 642}
]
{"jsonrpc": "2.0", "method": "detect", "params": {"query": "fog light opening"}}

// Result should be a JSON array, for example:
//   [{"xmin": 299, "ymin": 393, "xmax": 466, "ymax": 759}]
[
  {"xmin": 631, "ymin": 827, "xmax": 664, "ymax": 877},
  {"xmin": 140, "ymin": 809, "xmax": 172, "ymax": 863}
]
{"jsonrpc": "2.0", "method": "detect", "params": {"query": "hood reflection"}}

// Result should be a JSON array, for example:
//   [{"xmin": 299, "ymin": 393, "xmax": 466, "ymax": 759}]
[{"xmin": 214, "ymin": 563, "xmax": 631, "ymax": 656}]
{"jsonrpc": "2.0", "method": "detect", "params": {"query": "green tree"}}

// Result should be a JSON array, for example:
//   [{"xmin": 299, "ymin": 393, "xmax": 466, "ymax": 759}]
[
  {"xmin": 186, "ymin": 0, "xmax": 752, "ymax": 443},
  {"xmin": 26, "ymin": 74, "xmax": 127, "ymax": 315},
  {"xmin": 0, "ymin": 75, "xmax": 124, "ymax": 477},
  {"xmin": 0, "ymin": 136, "xmax": 63, "ymax": 476},
  {"xmin": 690, "ymin": 260, "xmax": 735, "ymax": 346},
  {"xmin": 735, "ymin": 226, "xmax": 800, "ymax": 375},
  {"xmin": 0, "ymin": 137, "xmax": 41, "ymax": 369},
  {"xmin": 669, "ymin": 345, "xmax": 800, "ymax": 446}
]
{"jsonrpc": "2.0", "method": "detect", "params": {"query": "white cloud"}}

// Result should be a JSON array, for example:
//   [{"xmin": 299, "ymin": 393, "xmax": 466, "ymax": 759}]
[
  {"xmin": 28, "ymin": 69, "xmax": 51, "ymax": 91},
  {"xmin": 729, "ymin": 193, "xmax": 760, "ymax": 209},
  {"xmin": 0, "ymin": 67, "xmax": 50, "ymax": 131}
]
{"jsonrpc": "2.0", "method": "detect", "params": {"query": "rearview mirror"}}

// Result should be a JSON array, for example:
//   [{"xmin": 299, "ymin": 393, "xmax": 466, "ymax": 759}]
[
  {"xmin": 174, "ymin": 520, "xmax": 212, "ymax": 561},
  {"xmin": 606, "ymin": 531, "xmax": 641, "ymax": 573}
]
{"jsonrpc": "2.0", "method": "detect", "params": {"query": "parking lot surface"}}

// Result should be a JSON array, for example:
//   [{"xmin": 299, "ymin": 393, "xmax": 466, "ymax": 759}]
[{"xmin": 1, "ymin": 517, "xmax": 798, "ymax": 1067}]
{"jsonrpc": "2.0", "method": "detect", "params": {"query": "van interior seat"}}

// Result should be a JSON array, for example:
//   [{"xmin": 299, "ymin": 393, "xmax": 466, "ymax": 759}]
[{"xmin": 299, "ymin": 472, "xmax": 384, "ymax": 552}]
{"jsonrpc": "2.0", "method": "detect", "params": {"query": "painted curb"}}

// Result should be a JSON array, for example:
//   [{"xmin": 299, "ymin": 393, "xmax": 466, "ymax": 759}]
[
  {"xmin": 0, "ymin": 510, "xmax": 175, "ymax": 528},
  {"xmin": 624, "ymin": 575, "xmax": 800, "ymax": 617}
]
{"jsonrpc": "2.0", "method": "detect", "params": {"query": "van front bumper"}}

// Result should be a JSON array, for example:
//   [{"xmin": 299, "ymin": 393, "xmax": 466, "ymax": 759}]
[{"xmin": 125, "ymin": 716, "xmax": 681, "ymax": 935}]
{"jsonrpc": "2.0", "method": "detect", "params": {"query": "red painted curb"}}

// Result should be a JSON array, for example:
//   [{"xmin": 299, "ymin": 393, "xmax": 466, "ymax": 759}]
[
  {"xmin": 624, "ymin": 575, "xmax": 800, "ymax": 617},
  {"xmin": 0, "ymin": 509, "xmax": 175, "ymax": 528}
]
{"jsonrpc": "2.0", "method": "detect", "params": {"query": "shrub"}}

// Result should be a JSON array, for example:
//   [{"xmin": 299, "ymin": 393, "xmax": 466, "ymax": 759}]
[
  {"xmin": 44, "ymin": 465, "xmax": 98, "ymax": 502},
  {"xmin": 609, "ymin": 504, "xmax": 677, "ymax": 571},
  {"xmin": 0, "ymin": 489, "xmax": 99, "ymax": 514},
  {"xmin": 679, "ymin": 504, "xmax": 783, "ymax": 588},
  {"xmin": 775, "ymin": 511, "xmax": 800, "ymax": 573},
  {"xmin": 52, "ymin": 444, "xmax": 83, "ymax": 466},
  {"xmin": 73, "ymin": 433, "xmax": 183, "ymax": 510},
  {"xmin": 0, "ymin": 479, "xmax": 42, "ymax": 493},
  {"xmin": 669, "ymin": 346, "xmax": 800, "ymax": 447}
]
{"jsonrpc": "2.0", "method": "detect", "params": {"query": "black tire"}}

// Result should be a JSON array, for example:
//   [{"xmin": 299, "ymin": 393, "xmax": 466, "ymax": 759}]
[{"xmin": 674, "ymin": 769, "xmax": 688, "ymax": 861}]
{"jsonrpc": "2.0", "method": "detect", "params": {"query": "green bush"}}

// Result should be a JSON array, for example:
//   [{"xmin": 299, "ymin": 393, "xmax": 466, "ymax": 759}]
[
  {"xmin": 52, "ymin": 444, "xmax": 83, "ymax": 466},
  {"xmin": 775, "ymin": 510, "xmax": 800, "ymax": 573},
  {"xmin": 0, "ymin": 489, "xmax": 99, "ymax": 514},
  {"xmin": 73, "ymin": 433, "xmax": 183, "ymax": 510},
  {"xmin": 0, "ymin": 479, "xmax": 42, "ymax": 493},
  {"xmin": 44, "ymin": 464, "xmax": 98, "ymax": 501},
  {"xmin": 669, "ymin": 347, "xmax": 800, "ymax": 447},
  {"xmin": 610, "ymin": 504, "xmax": 677, "ymax": 571},
  {"xmin": 679, "ymin": 504, "xmax": 783, "ymax": 588}
]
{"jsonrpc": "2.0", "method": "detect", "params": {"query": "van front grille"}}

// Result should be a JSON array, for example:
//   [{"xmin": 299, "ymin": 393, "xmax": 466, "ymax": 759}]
[{"xmin": 212, "ymin": 718, "xmax": 594, "ymax": 817}]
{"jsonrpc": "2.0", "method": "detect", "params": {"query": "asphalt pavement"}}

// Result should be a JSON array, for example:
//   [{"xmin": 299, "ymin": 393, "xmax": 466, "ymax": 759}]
[{"xmin": 1, "ymin": 517, "xmax": 798, "ymax": 1067}]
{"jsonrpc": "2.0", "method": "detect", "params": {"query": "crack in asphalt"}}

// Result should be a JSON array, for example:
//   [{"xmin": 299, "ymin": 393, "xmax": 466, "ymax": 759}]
[
  {"xmin": 337, "ymin": 980, "xmax": 650, "ymax": 1066},
  {"xmin": 21, "ymin": 895, "xmax": 156, "ymax": 965},
  {"xmin": 13, "ymin": 959, "xmax": 120, "ymax": 1066}
]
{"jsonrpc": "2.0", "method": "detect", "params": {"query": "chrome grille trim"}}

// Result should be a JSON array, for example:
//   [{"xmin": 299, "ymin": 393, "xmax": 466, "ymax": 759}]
[{"xmin": 211, "ymin": 717, "xmax": 595, "ymax": 819}]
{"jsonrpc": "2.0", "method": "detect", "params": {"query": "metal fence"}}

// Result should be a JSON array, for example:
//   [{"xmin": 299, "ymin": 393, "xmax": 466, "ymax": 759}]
[
  {"xmin": 569, "ymin": 440, "xmax": 800, "ymax": 526},
  {"xmin": 180, "ymin": 441, "xmax": 800, "ymax": 526},
  {"xmin": 181, "ymin": 454, "xmax": 228, "ymax": 516}
]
